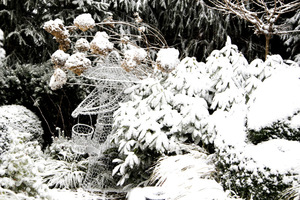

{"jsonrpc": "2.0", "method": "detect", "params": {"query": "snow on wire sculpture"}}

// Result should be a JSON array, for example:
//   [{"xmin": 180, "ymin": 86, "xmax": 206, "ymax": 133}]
[{"xmin": 44, "ymin": 13, "xmax": 177, "ymax": 192}]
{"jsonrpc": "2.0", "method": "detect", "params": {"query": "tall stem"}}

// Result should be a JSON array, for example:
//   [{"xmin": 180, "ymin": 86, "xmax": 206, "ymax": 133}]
[{"xmin": 265, "ymin": 34, "xmax": 271, "ymax": 60}]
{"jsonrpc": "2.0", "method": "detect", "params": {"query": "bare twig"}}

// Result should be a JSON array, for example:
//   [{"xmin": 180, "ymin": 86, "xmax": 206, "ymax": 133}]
[{"xmin": 206, "ymin": 0, "xmax": 300, "ymax": 60}]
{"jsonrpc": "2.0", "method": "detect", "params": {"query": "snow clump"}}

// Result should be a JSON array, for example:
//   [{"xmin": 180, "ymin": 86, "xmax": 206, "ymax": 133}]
[
  {"xmin": 156, "ymin": 48, "xmax": 180, "ymax": 72},
  {"xmin": 51, "ymin": 49, "xmax": 70, "ymax": 66},
  {"xmin": 49, "ymin": 68, "xmax": 67, "ymax": 90},
  {"xmin": 74, "ymin": 13, "xmax": 95, "ymax": 32},
  {"xmin": 90, "ymin": 31, "xmax": 114, "ymax": 55}
]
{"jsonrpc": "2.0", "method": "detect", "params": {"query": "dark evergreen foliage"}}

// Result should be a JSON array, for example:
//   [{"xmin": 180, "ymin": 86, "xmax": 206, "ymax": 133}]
[{"xmin": 247, "ymin": 121, "xmax": 300, "ymax": 145}]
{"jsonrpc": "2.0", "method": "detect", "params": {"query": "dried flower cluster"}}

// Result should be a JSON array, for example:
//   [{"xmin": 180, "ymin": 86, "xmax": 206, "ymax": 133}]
[
  {"xmin": 75, "ymin": 38, "xmax": 90, "ymax": 52},
  {"xmin": 121, "ymin": 45, "xmax": 147, "ymax": 72},
  {"xmin": 43, "ymin": 19, "xmax": 71, "ymax": 51},
  {"xmin": 156, "ymin": 48, "xmax": 180, "ymax": 72},
  {"xmin": 51, "ymin": 50, "xmax": 70, "ymax": 67},
  {"xmin": 49, "ymin": 68, "xmax": 67, "ymax": 90},
  {"xmin": 74, "ymin": 13, "xmax": 95, "ymax": 32},
  {"xmin": 90, "ymin": 31, "xmax": 114, "ymax": 55},
  {"xmin": 65, "ymin": 52, "xmax": 92, "ymax": 75}
]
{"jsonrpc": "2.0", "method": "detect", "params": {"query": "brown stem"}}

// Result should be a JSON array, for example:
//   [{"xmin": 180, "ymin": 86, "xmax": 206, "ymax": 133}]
[{"xmin": 265, "ymin": 34, "xmax": 271, "ymax": 60}]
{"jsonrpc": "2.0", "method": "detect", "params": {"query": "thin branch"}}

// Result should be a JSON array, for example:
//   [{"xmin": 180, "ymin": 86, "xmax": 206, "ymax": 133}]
[{"xmin": 31, "ymin": 96, "xmax": 54, "ymax": 137}]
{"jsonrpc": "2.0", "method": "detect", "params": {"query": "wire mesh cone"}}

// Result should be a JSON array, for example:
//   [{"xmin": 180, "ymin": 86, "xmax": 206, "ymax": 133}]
[{"xmin": 71, "ymin": 123, "xmax": 94, "ymax": 154}]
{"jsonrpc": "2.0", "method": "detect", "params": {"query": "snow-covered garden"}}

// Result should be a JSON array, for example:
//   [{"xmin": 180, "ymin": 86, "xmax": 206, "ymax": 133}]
[{"xmin": 1, "ymin": 1, "xmax": 300, "ymax": 200}]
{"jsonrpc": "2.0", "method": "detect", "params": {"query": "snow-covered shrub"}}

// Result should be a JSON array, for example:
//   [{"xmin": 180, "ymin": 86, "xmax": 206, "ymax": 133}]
[
  {"xmin": 247, "ymin": 63, "xmax": 300, "ymax": 144},
  {"xmin": 216, "ymin": 139, "xmax": 300, "ymax": 200},
  {"xmin": 144, "ymin": 149, "xmax": 242, "ymax": 200},
  {"xmin": 110, "ymin": 38, "xmax": 258, "ymax": 186},
  {"xmin": 211, "ymin": 53, "xmax": 300, "ymax": 199},
  {"xmin": 0, "ymin": 121, "xmax": 9, "ymax": 156},
  {"xmin": 43, "ymin": 133, "xmax": 89, "ymax": 189},
  {"xmin": 0, "ymin": 105, "xmax": 44, "ymax": 145},
  {"xmin": 0, "ymin": 127, "xmax": 50, "ymax": 199},
  {"xmin": 111, "ymin": 56, "xmax": 214, "ymax": 185},
  {"xmin": 205, "ymin": 37, "xmax": 250, "ymax": 112}
]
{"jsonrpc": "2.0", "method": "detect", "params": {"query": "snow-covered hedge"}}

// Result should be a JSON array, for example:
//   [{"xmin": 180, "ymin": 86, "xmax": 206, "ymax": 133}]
[
  {"xmin": 247, "ymin": 64, "xmax": 300, "ymax": 144},
  {"xmin": 0, "ymin": 122, "xmax": 10, "ymax": 156},
  {"xmin": 109, "ymin": 38, "xmax": 300, "ymax": 199},
  {"xmin": 0, "ymin": 105, "xmax": 44, "ymax": 145}
]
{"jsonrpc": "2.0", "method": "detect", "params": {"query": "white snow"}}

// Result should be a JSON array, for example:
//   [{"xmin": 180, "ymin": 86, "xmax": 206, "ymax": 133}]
[
  {"xmin": 243, "ymin": 139, "xmax": 300, "ymax": 176},
  {"xmin": 128, "ymin": 151, "xmax": 242, "ymax": 200},
  {"xmin": 247, "ymin": 67, "xmax": 300, "ymax": 130},
  {"xmin": 289, "ymin": 113, "xmax": 300, "ymax": 129},
  {"xmin": 47, "ymin": 188, "xmax": 105, "ymax": 200},
  {"xmin": 156, "ymin": 48, "xmax": 180, "ymax": 72},
  {"xmin": 0, "ymin": 29, "xmax": 3, "ymax": 41},
  {"xmin": 74, "ymin": 13, "xmax": 95, "ymax": 32},
  {"xmin": 212, "ymin": 105, "xmax": 248, "ymax": 150}
]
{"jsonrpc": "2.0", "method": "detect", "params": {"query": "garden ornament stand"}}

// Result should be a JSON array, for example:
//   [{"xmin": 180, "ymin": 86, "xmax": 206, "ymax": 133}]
[{"xmin": 44, "ymin": 13, "xmax": 170, "ymax": 193}]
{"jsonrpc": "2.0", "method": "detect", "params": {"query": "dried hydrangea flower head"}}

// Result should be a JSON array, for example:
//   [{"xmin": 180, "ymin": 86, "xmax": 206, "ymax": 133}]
[
  {"xmin": 75, "ymin": 38, "xmax": 90, "ymax": 52},
  {"xmin": 121, "ymin": 45, "xmax": 147, "ymax": 72},
  {"xmin": 65, "ymin": 52, "xmax": 91, "ymax": 75},
  {"xmin": 156, "ymin": 48, "xmax": 180, "ymax": 72},
  {"xmin": 51, "ymin": 50, "xmax": 70, "ymax": 67},
  {"xmin": 43, "ymin": 19, "xmax": 71, "ymax": 51},
  {"xmin": 74, "ymin": 13, "xmax": 95, "ymax": 32},
  {"xmin": 49, "ymin": 68, "xmax": 67, "ymax": 90},
  {"xmin": 90, "ymin": 31, "xmax": 114, "ymax": 55}
]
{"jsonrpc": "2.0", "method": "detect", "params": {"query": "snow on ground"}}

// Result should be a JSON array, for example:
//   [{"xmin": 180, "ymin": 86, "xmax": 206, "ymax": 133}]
[{"xmin": 49, "ymin": 188, "xmax": 104, "ymax": 200}]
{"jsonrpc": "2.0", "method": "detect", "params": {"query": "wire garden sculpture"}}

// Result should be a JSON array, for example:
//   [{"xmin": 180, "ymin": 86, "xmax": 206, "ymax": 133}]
[{"xmin": 44, "ymin": 13, "xmax": 171, "ymax": 193}]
